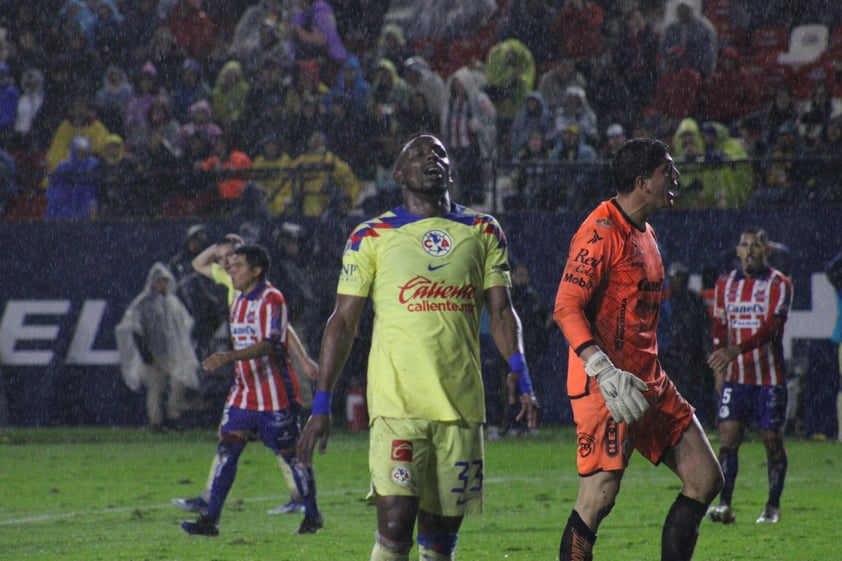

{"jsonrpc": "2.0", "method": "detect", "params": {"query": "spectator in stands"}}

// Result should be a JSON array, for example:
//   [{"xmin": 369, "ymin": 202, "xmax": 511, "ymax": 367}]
[
  {"xmin": 650, "ymin": 46, "xmax": 703, "ymax": 129},
  {"xmin": 484, "ymin": 38, "xmax": 536, "ymax": 162},
  {"xmin": 229, "ymin": 0, "xmax": 287, "ymax": 65},
  {"xmin": 332, "ymin": 0, "xmax": 390, "ymax": 59},
  {"xmin": 44, "ymin": 134, "xmax": 100, "ymax": 220},
  {"xmin": 403, "ymin": 56, "xmax": 446, "ymax": 123},
  {"xmin": 509, "ymin": 91, "xmax": 553, "ymax": 161},
  {"xmin": 673, "ymin": 119, "xmax": 753, "ymax": 209},
  {"xmin": 44, "ymin": 94, "xmax": 109, "ymax": 187},
  {"xmin": 701, "ymin": 47, "xmax": 762, "ymax": 129},
  {"xmin": 10, "ymin": 68, "xmax": 47, "ymax": 156},
  {"xmin": 287, "ymin": 0, "xmax": 349, "ymax": 82},
  {"xmin": 96, "ymin": 133, "xmax": 143, "ymax": 219},
  {"xmin": 553, "ymin": 85, "xmax": 598, "ymax": 147},
  {"xmin": 507, "ymin": 127, "xmax": 555, "ymax": 212},
  {"xmin": 326, "ymin": 93, "xmax": 375, "ymax": 179},
  {"xmin": 198, "ymin": 133, "xmax": 252, "ymax": 207},
  {"xmin": 750, "ymin": 120, "xmax": 811, "ymax": 208},
  {"xmin": 58, "ymin": 19, "xmax": 100, "ymax": 97},
  {"xmin": 659, "ymin": 1, "xmax": 718, "ymax": 79},
  {"xmin": 160, "ymin": 131, "xmax": 213, "ymax": 218},
  {"xmin": 120, "ymin": 0, "xmax": 161, "ymax": 65},
  {"xmin": 551, "ymin": 123, "xmax": 599, "ymax": 211},
  {"xmin": 441, "ymin": 66, "xmax": 497, "ymax": 205},
  {"xmin": 366, "ymin": 58, "xmax": 413, "ymax": 186},
  {"xmin": 586, "ymin": 51, "xmax": 636, "ymax": 133},
  {"xmin": 600, "ymin": 123, "xmax": 627, "ymax": 159},
  {"xmin": 286, "ymin": 94, "xmax": 326, "ymax": 158},
  {"xmin": 398, "ymin": 89, "xmax": 438, "ymax": 140},
  {"xmin": 125, "ymin": 63, "xmax": 164, "ymax": 134},
  {"xmin": 364, "ymin": 23, "xmax": 413, "ymax": 79},
  {"xmin": 164, "ymin": 0, "xmax": 216, "ymax": 64},
  {"xmin": 240, "ymin": 90, "xmax": 288, "ymax": 159},
  {"xmin": 146, "ymin": 25, "xmax": 188, "ymax": 92},
  {"xmin": 552, "ymin": 0, "xmax": 604, "ymax": 61},
  {"xmin": 59, "ymin": 0, "xmax": 121, "ymax": 49},
  {"xmin": 91, "ymin": 0, "xmax": 126, "ymax": 70},
  {"xmin": 169, "ymin": 224, "xmax": 213, "ymax": 283},
  {"xmin": 613, "ymin": 7, "xmax": 659, "ymax": 117},
  {"xmin": 537, "ymin": 55, "xmax": 587, "ymax": 115},
  {"xmin": 126, "ymin": 95, "xmax": 181, "ymax": 160},
  {"xmin": 171, "ymin": 59, "xmax": 212, "ymax": 124},
  {"xmin": 806, "ymin": 115, "xmax": 842, "ymax": 204},
  {"xmin": 235, "ymin": 15, "xmax": 294, "ymax": 80},
  {"xmin": 252, "ymin": 132, "xmax": 294, "ymax": 216},
  {"xmin": 761, "ymin": 84, "xmax": 798, "ymax": 146},
  {"xmin": 210, "ymin": 60, "xmax": 251, "ymax": 138},
  {"xmin": 288, "ymin": 130, "xmax": 362, "ymax": 217},
  {"xmin": 324, "ymin": 55, "xmax": 371, "ymax": 115},
  {"xmin": 0, "ymin": 63, "xmax": 19, "ymax": 148},
  {"xmin": 798, "ymin": 81, "xmax": 835, "ymax": 151},
  {"xmin": 495, "ymin": 0, "xmax": 557, "ymax": 71},
  {"xmin": 283, "ymin": 60, "xmax": 330, "ymax": 132},
  {"xmin": 6, "ymin": 26, "xmax": 49, "ymax": 83},
  {"xmin": 175, "ymin": 99, "xmax": 222, "ymax": 154},
  {"xmin": 93, "ymin": 65, "xmax": 132, "ymax": 138}
]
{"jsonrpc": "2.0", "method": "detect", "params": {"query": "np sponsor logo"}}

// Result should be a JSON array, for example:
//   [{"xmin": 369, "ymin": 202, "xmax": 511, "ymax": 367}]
[
  {"xmin": 421, "ymin": 230, "xmax": 453, "ymax": 257},
  {"xmin": 391, "ymin": 439, "xmax": 413, "ymax": 462}
]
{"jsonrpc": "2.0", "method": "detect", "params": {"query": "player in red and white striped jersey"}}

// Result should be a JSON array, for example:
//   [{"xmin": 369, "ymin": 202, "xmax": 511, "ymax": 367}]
[
  {"xmin": 707, "ymin": 227, "xmax": 793, "ymax": 525},
  {"xmin": 180, "ymin": 245, "xmax": 322, "ymax": 537}
]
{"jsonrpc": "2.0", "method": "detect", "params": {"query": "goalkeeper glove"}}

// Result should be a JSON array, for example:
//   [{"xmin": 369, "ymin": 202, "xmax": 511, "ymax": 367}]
[{"xmin": 584, "ymin": 349, "xmax": 650, "ymax": 424}]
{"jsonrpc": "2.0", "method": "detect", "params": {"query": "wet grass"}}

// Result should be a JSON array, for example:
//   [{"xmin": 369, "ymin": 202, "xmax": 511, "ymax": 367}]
[{"xmin": 0, "ymin": 426, "xmax": 839, "ymax": 560}]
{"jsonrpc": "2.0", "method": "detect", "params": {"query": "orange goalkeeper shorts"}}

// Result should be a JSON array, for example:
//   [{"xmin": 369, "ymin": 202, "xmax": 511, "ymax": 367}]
[{"xmin": 571, "ymin": 374, "xmax": 695, "ymax": 476}]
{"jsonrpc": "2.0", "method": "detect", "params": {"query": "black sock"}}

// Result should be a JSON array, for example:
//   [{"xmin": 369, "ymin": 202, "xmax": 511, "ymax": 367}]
[
  {"xmin": 661, "ymin": 494, "xmax": 707, "ymax": 561},
  {"xmin": 767, "ymin": 448, "xmax": 788, "ymax": 508},
  {"xmin": 559, "ymin": 509, "xmax": 597, "ymax": 561},
  {"xmin": 718, "ymin": 446, "xmax": 738, "ymax": 505}
]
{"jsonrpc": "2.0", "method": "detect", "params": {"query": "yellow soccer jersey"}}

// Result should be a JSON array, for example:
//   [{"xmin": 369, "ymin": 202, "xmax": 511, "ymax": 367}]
[
  {"xmin": 338, "ymin": 204, "xmax": 511, "ymax": 423},
  {"xmin": 212, "ymin": 262, "xmax": 237, "ymax": 305}
]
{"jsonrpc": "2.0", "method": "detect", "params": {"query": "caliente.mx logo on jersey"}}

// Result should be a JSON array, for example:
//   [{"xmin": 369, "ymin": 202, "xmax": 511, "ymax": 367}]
[{"xmin": 421, "ymin": 230, "xmax": 453, "ymax": 257}]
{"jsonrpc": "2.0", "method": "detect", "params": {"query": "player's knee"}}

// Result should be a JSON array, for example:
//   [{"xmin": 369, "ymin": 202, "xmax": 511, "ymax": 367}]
[
  {"xmin": 371, "ymin": 531, "xmax": 413, "ymax": 561},
  {"xmin": 217, "ymin": 434, "xmax": 247, "ymax": 458},
  {"xmin": 595, "ymin": 501, "xmax": 615, "ymax": 525},
  {"xmin": 417, "ymin": 533, "xmax": 458, "ymax": 561}
]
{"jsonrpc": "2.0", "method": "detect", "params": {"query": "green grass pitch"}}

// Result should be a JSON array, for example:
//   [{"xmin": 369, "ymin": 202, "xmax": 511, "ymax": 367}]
[{"xmin": 0, "ymin": 426, "xmax": 839, "ymax": 560}]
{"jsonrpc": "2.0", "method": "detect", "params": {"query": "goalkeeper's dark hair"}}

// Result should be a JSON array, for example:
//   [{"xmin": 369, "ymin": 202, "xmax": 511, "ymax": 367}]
[
  {"xmin": 611, "ymin": 138, "xmax": 671, "ymax": 194},
  {"xmin": 233, "ymin": 244, "xmax": 271, "ymax": 281}
]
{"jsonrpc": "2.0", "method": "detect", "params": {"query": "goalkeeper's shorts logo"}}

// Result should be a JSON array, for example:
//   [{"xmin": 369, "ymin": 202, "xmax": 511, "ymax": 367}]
[{"xmin": 577, "ymin": 433, "xmax": 595, "ymax": 457}]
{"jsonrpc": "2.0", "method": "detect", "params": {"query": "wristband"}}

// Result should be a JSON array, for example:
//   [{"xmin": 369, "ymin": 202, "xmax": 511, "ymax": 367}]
[
  {"xmin": 508, "ymin": 352, "xmax": 533, "ymax": 394},
  {"xmin": 312, "ymin": 389, "xmax": 332, "ymax": 416}
]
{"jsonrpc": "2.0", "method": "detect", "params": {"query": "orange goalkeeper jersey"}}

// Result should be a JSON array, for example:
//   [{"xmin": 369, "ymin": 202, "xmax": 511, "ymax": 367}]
[{"xmin": 554, "ymin": 199, "xmax": 666, "ymax": 397}]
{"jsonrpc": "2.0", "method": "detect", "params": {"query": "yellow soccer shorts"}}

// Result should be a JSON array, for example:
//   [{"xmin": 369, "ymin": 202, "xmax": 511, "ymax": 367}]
[{"xmin": 369, "ymin": 417, "xmax": 485, "ymax": 516}]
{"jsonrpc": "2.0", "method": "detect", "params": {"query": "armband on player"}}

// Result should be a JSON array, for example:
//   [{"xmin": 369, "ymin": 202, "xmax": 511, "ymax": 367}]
[
  {"xmin": 509, "ymin": 352, "xmax": 534, "ymax": 394},
  {"xmin": 312, "ymin": 390, "xmax": 332, "ymax": 416}
]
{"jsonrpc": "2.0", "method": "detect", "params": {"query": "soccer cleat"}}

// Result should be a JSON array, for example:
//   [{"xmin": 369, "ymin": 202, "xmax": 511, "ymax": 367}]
[
  {"xmin": 756, "ymin": 505, "xmax": 781, "ymax": 523},
  {"xmin": 295, "ymin": 514, "xmax": 324, "ymax": 534},
  {"xmin": 181, "ymin": 515, "xmax": 219, "ymax": 536},
  {"xmin": 707, "ymin": 504, "xmax": 736, "ymax": 524},
  {"xmin": 267, "ymin": 500, "xmax": 306, "ymax": 515},
  {"xmin": 171, "ymin": 496, "xmax": 208, "ymax": 516}
]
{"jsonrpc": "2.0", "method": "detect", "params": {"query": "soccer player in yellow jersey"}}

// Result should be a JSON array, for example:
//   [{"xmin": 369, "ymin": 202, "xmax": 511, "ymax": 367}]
[{"xmin": 298, "ymin": 134, "xmax": 538, "ymax": 561}]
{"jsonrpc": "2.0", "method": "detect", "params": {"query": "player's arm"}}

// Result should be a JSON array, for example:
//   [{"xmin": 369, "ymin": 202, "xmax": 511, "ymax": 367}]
[
  {"xmin": 287, "ymin": 324, "xmax": 318, "ymax": 381},
  {"xmin": 486, "ymin": 285, "xmax": 539, "ymax": 429},
  {"xmin": 202, "ymin": 340, "xmax": 277, "ymax": 371},
  {"xmin": 191, "ymin": 242, "xmax": 222, "ymax": 279},
  {"xmin": 297, "ymin": 293, "xmax": 367, "ymax": 465},
  {"xmin": 553, "ymin": 229, "xmax": 648, "ymax": 424}
]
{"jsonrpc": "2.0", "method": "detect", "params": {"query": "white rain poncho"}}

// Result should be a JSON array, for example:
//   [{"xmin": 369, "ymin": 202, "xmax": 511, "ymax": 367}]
[{"xmin": 115, "ymin": 262, "xmax": 200, "ymax": 391}]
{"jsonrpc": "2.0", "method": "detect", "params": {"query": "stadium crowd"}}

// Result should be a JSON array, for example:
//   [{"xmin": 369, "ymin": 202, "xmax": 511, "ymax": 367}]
[{"xmin": 2, "ymin": 0, "xmax": 842, "ymax": 222}]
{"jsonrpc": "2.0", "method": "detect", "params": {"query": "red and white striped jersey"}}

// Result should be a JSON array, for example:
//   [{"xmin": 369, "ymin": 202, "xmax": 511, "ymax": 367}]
[
  {"xmin": 712, "ymin": 266, "xmax": 793, "ymax": 386},
  {"xmin": 226, "ymin": 281, "xmax": 300, "ymax": 411}
]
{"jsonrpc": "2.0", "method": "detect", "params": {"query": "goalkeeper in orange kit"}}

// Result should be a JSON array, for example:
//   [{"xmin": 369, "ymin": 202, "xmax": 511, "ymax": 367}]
[{"xmin": 553, "ymin": 138, "xmax": 723, "ymax": 561}]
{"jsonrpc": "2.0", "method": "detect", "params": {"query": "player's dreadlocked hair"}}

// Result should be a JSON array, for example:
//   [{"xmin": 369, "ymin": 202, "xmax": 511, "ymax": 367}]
[{"xmin": 611, "ymin": 138, "xmax": 671, "ymax": 194}]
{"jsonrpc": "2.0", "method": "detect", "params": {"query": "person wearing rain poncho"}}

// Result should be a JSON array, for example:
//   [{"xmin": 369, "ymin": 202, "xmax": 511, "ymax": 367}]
[
  {"xmin": 670, "ymin": 118, "xmax": 753, "ymax": 209},
  {"xmin": 116, "ymin": 262, "xmax": 199, "ymax": 431}
]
